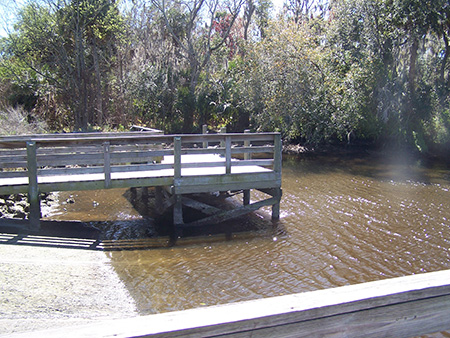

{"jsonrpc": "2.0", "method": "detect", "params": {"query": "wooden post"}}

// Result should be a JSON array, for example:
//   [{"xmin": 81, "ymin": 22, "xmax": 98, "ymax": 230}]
[
  {"xmin": 220, "ymin": 126, "xmax": 226, "ymax": 148},
  {"xmin": 174, "ymin": 136, "xmax": 181, "ymax": 179},
  {"xmin": 272, "ymin": 134, "xmax": 282, "ymax": 221},
  {"xmin": 173, "ymin": 136, "xmax": 183, "ymax": 236},
  {"xmin": 243, "ymin": 129, "xmax": 251, "ymax": 205},
  {"xmin": 130, "ymin": 187, "xmax": 137, "ymax": 203},
  {"xmin": 154, "ymin": 187, "xmax": 164, "ymax": 214},
  {"xmin": 244, "ymin": 129, "xmax": 251, "ymax": 161},
  {"xmin": 272, "ymin": 188, "xmax": 282, "ymax": 221},
  {"xmin": 202, "ymin": 125, "xmax": 208, "ymax": 149},
  {"xmin": 173, "ymin": 194, "xmax": 183, "ymax": 226},
  {"xmin": 273, "ymin": 133, "xmax": 282, "ymax": 175},
  {"xmin": 225, "ymin": 136, "xmax": 231, "ymax": 174},
  {"xmin": 103, "ymin": 141, "xmax": 111, "ymax": 188},
  {"xmin": 26, "ymin": 141, "xmax": 40, "ymax": 230},
  {"xmin": 243, "ymin": 190, "xmax": 250, "ymax": 206}
]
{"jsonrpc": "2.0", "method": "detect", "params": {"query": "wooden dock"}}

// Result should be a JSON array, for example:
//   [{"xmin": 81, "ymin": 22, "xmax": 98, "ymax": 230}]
[{"xmin": 0, "ymin": 130, "xmax": 282, "ymax": 234}]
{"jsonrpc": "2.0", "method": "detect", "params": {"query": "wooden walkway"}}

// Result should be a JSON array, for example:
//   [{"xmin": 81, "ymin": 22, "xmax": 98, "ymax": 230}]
[{"xmin": 0, "ymin": 130, "xmax": 282, "ymax": 233}]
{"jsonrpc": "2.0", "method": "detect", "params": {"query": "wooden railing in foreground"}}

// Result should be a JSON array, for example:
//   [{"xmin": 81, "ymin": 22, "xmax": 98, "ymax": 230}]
[{"xmin": 11, "ymin": 269, "xmax": 450, "ymax": 338}]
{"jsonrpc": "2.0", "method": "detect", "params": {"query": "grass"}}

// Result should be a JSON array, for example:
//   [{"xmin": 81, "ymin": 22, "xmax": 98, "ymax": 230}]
[{"xmin": 0, "ymin": 106, "xmax": 47, "ymax": 135}]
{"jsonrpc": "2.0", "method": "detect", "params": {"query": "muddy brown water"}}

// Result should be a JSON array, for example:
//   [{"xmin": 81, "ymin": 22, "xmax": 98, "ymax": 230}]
[{"xmin": 44, "ymin": 150, "xmax": 450, "ymax": 319}]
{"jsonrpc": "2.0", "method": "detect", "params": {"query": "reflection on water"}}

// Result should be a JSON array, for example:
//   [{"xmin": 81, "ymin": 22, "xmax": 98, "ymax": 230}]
[{"xmin": 45, "ymin": 150, "xmax": 450, "ymax": 321}]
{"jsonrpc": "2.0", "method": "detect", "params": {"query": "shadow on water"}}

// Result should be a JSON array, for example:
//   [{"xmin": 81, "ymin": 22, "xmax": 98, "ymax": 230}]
[{"xmin": 0, "ymin": 188, "xmax": 285, "ymax": 251}]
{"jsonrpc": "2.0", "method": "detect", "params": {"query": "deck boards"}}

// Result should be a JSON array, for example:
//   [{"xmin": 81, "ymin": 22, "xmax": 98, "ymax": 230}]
[{"xmin": 0, "ymin": 154, "xmax": 273, "ymax": 193}]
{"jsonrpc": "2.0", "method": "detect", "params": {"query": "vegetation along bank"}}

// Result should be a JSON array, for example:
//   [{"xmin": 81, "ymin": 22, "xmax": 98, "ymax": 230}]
[{"xmin": 0, "ymin": 0, "xmax": 449, "ymax": 159}]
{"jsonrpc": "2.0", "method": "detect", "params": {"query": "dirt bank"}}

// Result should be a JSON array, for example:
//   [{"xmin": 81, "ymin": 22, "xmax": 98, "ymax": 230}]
[{"xmin": 0, "ymin": 243, "xmax": 137, "ymax": 336}]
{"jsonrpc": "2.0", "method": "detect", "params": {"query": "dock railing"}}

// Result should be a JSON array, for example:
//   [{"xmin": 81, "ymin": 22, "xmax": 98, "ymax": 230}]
[{"xmin": 0, "ymin": 131, "xmax": 282, "ymax": 229}]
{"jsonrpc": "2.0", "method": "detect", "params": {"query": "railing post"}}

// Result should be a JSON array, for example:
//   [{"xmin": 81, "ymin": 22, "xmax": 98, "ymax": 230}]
[
  {"xmin": 26, "ymin": 141, "xmax": 40, "ymax": 230},
  {"xmin": 225, "ymin": 136, "xmax": 231, "ymax": 174},
  {"xmin": 244, "ymin": 129, "xmax": 251, "ymax": 161},
  {"xmin": 103, "ymin": 141, "xmax": 111, "ymax": 188},
  {"xmin": 202, "ymin": 124, "xmax": 208, "ymax": 149},
  {"xmin": 173, "ymin": 136, "xmax": 183, "ymax": 236},
  {"xmin": 174, "ymin": 136, "xmax": 182, "ymax": 179},
  {"xmin": 273, "ymin": 133, "xmax": 282, "ymax": 175},
  {"xmin": 272, "ymin": 133, "xmax": 282, "ymax": 221},
  {"xmin": 243, "ymin": 129, "xmax": 251, "ymax": 205},
  {"xmin": 220, "ymin": 126, "xmax": 226, "ymax": 148}
]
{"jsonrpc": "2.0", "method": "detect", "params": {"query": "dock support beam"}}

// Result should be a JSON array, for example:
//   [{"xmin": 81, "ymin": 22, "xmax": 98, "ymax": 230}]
[
  {"xmin": 243, "ymin": 190, "xmax": 250, "ymax": 205},
  {"xmin": 173, "ymin": 194, "xmax": 183, "ymax": 237},
  {"xmin": 271, "ymin": 188, "xmax": 282, "ymax": 221},
  {"xmin": 26, "ymin": 141, "xmax": 41, "ymax": 230}
]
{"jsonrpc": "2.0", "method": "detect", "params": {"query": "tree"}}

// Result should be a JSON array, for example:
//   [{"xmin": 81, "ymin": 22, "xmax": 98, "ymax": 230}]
[
  {"xmin": 151, "ymin": 0, "xmax": 245, "ymax": 132},
  {"xmin": 1, "ymin": 0, "xmax": 124, "ymax": 130}
]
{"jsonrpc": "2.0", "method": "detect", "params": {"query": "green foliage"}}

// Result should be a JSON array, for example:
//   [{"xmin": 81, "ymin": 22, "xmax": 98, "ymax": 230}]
[
  {"xmin": 0, "ymin": 0, "xmax": 449, "ymax": 154},
  {"xmin": 1, "ymin": 0, "xmax": 125, "ymax": 131}
]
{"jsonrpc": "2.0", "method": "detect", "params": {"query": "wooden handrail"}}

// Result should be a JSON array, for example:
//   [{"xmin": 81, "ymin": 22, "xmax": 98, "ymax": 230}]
[
  {"xmin": 12, "ymin": 269, "xmax": 450, "ymax": 338},
  {"xmin": 0, "ymin": 132, "xmax": 279, "ymax": 147}
]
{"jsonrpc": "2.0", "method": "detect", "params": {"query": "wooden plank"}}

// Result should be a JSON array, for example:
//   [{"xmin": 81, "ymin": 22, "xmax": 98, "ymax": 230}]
[
  {"xmin": 0, "ymin": 183, "xmax": 29, "ymax": 195},
  {"xmin": 180, "ymin": 148, "xmax": 225, "ymax": 155},
  {"xmin": 110, "ymin": 149, "xmax": 172, "ymax": 161},
  {"xmin": 0, "ymin": 130, "xmax": 162, "ymax": 142},
  {"xmin": 180, "ymin": 161, "xmax": 226, "ymax": 169},
  {"xmin": 108, "ymin": 176, "xmax": 174, "ymax": 190},
  {"xmin": 0, "ymin": 148, "xmax": 27, "ymax": 156},
  {"xmin": 231, "ymin": 146, "xmax": 274, "ymax": 154},
  {"xmin": 0, "ymin": 160, "xmax": 28, "ymax": 169},
  {"xmin": 174, "ymin": 179, "xmax": 280, "ymax": 194},
  {"xmin": 185, "ymin": 196, "xmax": 279, "ymax": 227},
  {"xmin": 111, "ymin": 163, "xmax": 174, "ymax": 173},
  {"xmin": 110, "ymin": 144, "xmax": 163, "ymax": 151},
  {"xmin": 36, "ymin": 145, "xmax": 102, "ymax": 155},
  {"xmin": 0, "ymin": 170, "xmax": 28, "ymax": 179},
  {"xmin": 37, "ymin": 166, "xmax": 105, "ymax": 176},
  {"xmin": 181, "ymin": 197, "xmax": 221, "ymax": 215},
  {"xmin": 174, "ymin": 171, "xmax": 279, "ymax": 187},
  {"xmin": 232, "ymin": 159, "xmax": 274, "ymax": 167},
  {"xmin": 0, "ymin": 132, "xmax": 277, "ymax": 149},
  {"xmin": 16, "ymin": 269, "xmax": 450, "ymax": 338},
  {"xmin": 36, "ymin": 152, "xmax": 104, "ymax": 167}
]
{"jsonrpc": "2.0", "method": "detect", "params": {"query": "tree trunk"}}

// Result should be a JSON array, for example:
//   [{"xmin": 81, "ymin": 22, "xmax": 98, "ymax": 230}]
[{"xmin": 93, "ymin": 38, "xmax": 103, "ymax": 126}]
